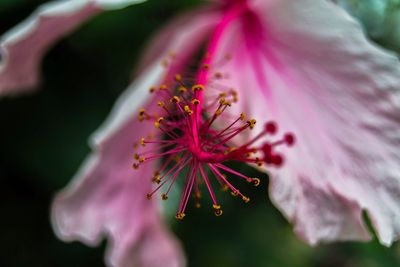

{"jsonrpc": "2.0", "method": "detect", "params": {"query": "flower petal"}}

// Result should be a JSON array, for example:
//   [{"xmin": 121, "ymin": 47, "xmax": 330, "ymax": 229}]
[
  {"xmin": 52, "ymin": 10, "xmax": 219, "ymax": 267},
  {"xmin": 212, "ymin": 0, "xmax": 400, "ymax": 245},
  {"xmin": 51, "ymin": 63, "xmax": 185, "ymax": 267},
  {"xmin": 96, "ymin": 9, "xmax": 221, "ymax": 146},
  {"xmin": 136, "ymin": 7, "xmax": 219, "ymax": 72},
  {"xmin": 0, "ymin": 0, "xmax": 145, "ymax": 97}
]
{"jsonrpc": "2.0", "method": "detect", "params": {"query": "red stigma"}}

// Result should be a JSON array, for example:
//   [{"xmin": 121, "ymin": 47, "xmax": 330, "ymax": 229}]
[
  {"xmin": 265, "ymin": 121, "xmax": 277, "ymax": 134},
  {"xmin": 284, "ymin": 133, "xmax": 295, "ymax": 146}
]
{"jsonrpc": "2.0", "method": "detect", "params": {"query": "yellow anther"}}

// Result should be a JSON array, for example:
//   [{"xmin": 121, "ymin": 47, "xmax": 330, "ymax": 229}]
[
  {"xmin": 140, "ymin": 137, "xmax": 146, "ymax": 146},
  {"xmin": 255, "ymin": 157, "xmax": 263, "ymax": 167},
  {"xmin": 242, "ymin": 196, "xmax": 250, "ymax": 203},
  {"xmin": 221, "ymin": 185, "xmax": 229, "ymax": 192},
  {"xmin": 214, "ymin": 208, "xmax": 223, "ymax": 217},
  {"xmin": 213, "ymin": 204, "xmax": 221, "ymax": 210},
  {"xmin": 138, "ymin": 157, "xmax": 146, "ymax": 163},
  {"xmin": 178, "ymin": 86, "xmax": 187, "ymax": 93},
  {"xmin": 138, "ymin": 115, "xmax": 145, "ymax": 122},
  {"xmin": 155, "ymin": 117, "xmax": 164, "ymax": 128},
  {"xmin": 230, "ymin": 90, "xmax": 238, "ymax": 102},
  {"xmin": 192, "ymin": 84, "xmax": 205, "ymax": 92},
  {"xmin": 231, "ymin": 190, "xmax": 239, "ymax": 197},
  {"xmin": 157, "ymin": 101, "xmax": 165, "ymax": 107},
  {"xmin": 161, "ymin": 193, "xmax": 168, "ymax": 200},
  {"xmin": 212, "ymin": 204, "xmax": 223, "ymax": 216},
  {"xmin": 252, "ymin": 178, "xmax": 261, "ymax": 187},
  {"xmin": 139, "ymin": 108, "xmax": 145, "ymax": 116},
  {"xmin": 175, "ymin": 212, "xmax": 186, "ymax": 220},
  {"xmin": 240, "ymin": 112, "xmax": 246, "ymax": 120},
  {"xmin": 195, "ymin": 203, "xmax": 201, "ymax": 208},
  {"xmin": 184, "ymin": 105, "xmax": 193, "ymax": 115},
  {"xmin": 215, "ymin": 109, "xmax": 222, "ymax": 115},
  {"xmin": 194, "ymin": 191, "xmax": 201, "ymax": 198},
  {"xmin": 149, "ymin": 86, "xmax": 156, "ymax": 93},
  {"xmin": 219, "ymin": 92, "xmax": 227, "ymax": 97},
  {"xmin": 132, "ymin": 163, "xmax": 140, "ymax": 170},
  {"xmin": 247, "ymin": 119, "xmax": 257, "ymax": 129},
  {"xmin": 159, "ymin": 84, "xmax": 168, "ymax": 90},
  {"xmin": 146, "ymin": 194, "xmax": 152, "ymax": 200},
  {"xmin": 174, "ymin": 74, "xmax": 182, "ymax": 82},
  {"xmin": 133, "ymin": 153, "xmax": 140, "ymax": 160},
  {"xmin": 152, "ymin": 174, "xmax": 161, "ymax": 184},
  {"xmin": 191, "ymin": 99, "xmax": 200, "ymax": 105},
  {"xmin": 219, "ymin": 97, "xmax": 231, "ymax": 106},
  {"xmin": 170, "ymin": 96, "xmax": 180, "ymax": 103}
]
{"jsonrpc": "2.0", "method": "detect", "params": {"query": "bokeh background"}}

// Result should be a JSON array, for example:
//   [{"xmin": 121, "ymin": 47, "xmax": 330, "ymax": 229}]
[{"xmin": 1, "ymin": 0, "xmax": 400, "ymax": 266}]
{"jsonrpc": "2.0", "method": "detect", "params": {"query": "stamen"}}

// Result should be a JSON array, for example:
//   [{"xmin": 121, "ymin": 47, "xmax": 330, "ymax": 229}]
[
  {"xmin": 213, "ymin": 204, "xmax": 223, "ymax": 216},
  {"xmin": 133, "ymin": 60, "xmax": 294, "ymax": 218},
  {"xmin": 170, "ymin": 96, "xmax": 180, "ymax": 103},
  {"xmin": 192, "ymin": 84, "xmax": 205, "ymax": 92},
  {"xmin": 247, "ymin": 119, "xmax": 256, "ymax": 129},
  {"xmin": 174, "ymin": 74, "xmax": 182, "ymax": 82},
  {"xmin": 192, "ymin": 99, "xmax": 200, "ymax": 105}
]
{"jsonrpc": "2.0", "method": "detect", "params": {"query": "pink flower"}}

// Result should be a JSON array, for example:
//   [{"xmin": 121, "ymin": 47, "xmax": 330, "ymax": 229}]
[{"xmin": 2, "ymin": 0, "xmax": 400, "ymax": 266}]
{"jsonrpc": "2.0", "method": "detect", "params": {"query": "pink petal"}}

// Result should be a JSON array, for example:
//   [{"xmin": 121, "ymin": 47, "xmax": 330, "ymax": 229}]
[
  {"xmin": 52, "ymin": 10, "xmax": 219, "ymax": 267},
  {"xmin": 211, "ymin": 0, "xmax": 400, "ymax": 245},
  {"xmin": 0, "ymin": 0, "xmax": 145, "ymax": 97},
  {"xmin": 52, "ymin": 64, "xmax": 184, "ymax": 267},
  {"xmin": 99, "ymin": 9, "xmax": 221, "ymax": 145},
  {"xmin": 136, "ymin": 6, "xmax": 219, "ymax": 73}
]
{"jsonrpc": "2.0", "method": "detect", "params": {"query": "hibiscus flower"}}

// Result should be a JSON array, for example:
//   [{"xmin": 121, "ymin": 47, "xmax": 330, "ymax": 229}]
[{"xmin": 2, "ymin": 0, "xmax": 400, "ymax": 267}]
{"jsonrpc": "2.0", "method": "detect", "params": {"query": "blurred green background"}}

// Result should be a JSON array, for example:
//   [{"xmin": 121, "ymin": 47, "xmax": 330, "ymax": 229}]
[{"xmin": 1, "ymin": 0, "xmax": 400, "ymax": 266}]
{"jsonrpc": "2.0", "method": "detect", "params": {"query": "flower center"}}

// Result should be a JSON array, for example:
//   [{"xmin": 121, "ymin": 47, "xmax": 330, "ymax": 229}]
[
  {"xmin": 132, "ymin": 72, "xmax": 295, "ymax": 220},
  {"xmin": 133, "ymin": 1, "xmax": 294, "ymax": 220}
]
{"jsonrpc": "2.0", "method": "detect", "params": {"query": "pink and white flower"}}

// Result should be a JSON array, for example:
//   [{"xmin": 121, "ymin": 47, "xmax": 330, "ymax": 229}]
[{"xmin": 2, "ymin": 0, "xmax": 400, "ymax": 266}]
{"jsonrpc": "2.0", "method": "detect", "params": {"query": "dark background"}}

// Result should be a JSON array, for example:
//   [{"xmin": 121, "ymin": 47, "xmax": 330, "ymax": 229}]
[{"xmin": 1, "ymin": 0, "xmax": 400, "ymax": 266}]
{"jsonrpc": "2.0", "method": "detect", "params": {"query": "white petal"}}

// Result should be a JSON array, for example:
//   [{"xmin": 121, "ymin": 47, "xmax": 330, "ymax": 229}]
[
  {"xmin": 212, "ymin": 0, "xmax": 400, "ymax": 245},
  {"xmin": 51, "ymin": 62, "xmax": 185, "ymax": 267},
  {"xmin": 0, "ymin": 0, "xmax": 144, "ymax": 96}
]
